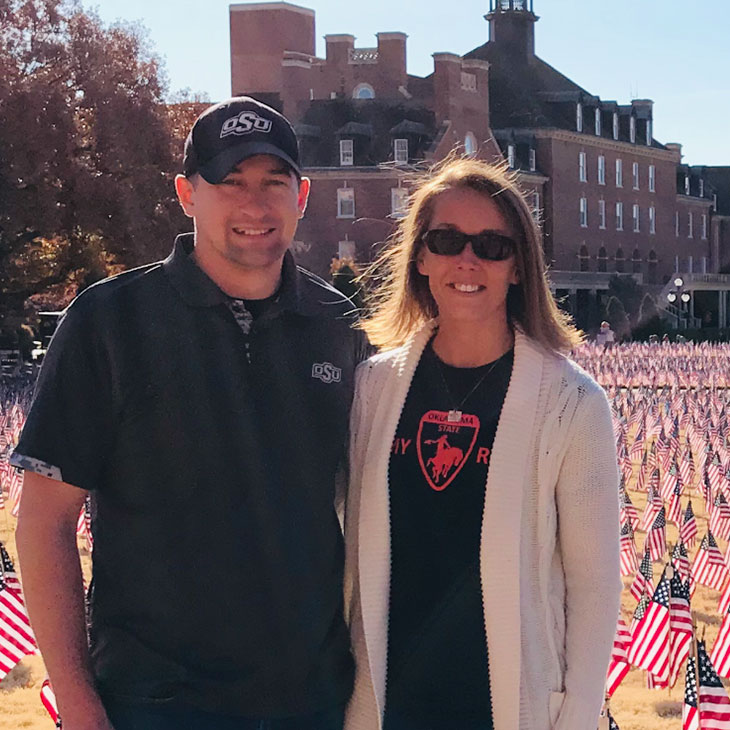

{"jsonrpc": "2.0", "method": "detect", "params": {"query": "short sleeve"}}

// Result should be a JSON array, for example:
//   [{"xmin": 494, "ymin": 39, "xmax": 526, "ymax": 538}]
[{"xmin": 11, "ymin": 300, "xmax": 115, "ymax": 491}]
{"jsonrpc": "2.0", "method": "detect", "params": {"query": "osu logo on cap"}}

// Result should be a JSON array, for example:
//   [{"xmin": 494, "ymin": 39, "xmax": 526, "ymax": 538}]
[{"xmin": 220, "ymin": 111, "xmax": 273, "ymax": 139}]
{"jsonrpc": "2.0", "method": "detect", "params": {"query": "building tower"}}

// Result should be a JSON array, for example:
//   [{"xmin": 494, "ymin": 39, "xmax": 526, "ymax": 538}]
[{"xmin": 485, "ymin": 0, "xmax": 538, "ymax": 60}]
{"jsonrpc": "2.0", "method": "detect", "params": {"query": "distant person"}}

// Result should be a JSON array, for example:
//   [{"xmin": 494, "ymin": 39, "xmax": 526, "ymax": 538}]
[
  {"xmin": 344, "ymin": 158, "xmax": 621, "ymax": 730},
  {"xmin": 595, "ymin": 320, "xmax": 615, "ymax": 348},
  {"xmin": 13, "ymin": 97, "xmax": 367, "ymax": 730}
]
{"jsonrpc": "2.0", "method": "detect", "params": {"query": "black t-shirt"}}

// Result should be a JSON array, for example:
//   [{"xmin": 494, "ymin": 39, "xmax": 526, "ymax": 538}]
[
  {"xmin": 12, "ymin": 235, "xmax": 368, "ymax": 716},
  {"xmin": 386, "ymin": 342, "xmax": 513, "ymax": 727}
]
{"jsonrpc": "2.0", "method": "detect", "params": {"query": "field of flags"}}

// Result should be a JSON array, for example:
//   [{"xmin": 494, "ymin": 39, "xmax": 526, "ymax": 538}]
[
  {"xmin": 3, "ymin": 342, "xmax": 730, "ymax": 728},
  {"xmin": 573, "ymin": 342, "xmax": 730, "ymax": 730}
]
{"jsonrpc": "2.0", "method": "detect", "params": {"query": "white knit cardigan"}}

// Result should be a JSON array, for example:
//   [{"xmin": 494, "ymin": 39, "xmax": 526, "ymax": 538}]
[{"xmin": 344, "ymin": 324, "xmax": 622, "ymax": 730}]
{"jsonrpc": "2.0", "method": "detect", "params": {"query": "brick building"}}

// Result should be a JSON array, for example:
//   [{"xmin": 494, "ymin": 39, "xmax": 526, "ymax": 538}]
[{"xmin": 229, "ymin": 0, "xmax": 730, "ymax": 328}]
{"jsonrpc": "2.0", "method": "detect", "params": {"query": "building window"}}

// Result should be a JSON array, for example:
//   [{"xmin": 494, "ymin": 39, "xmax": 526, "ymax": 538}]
[
  {"xmin": 579, "ymin": 244, "xmax": 590, "ymax": 271},
  {"xmin": 646, "ymin": 119, "xmax": 652, "ymax": 146},
  {"xmin": 337, "ymin": 187, "xmax": 355, "ymax": 218},
  {"xmin": 460, "ymin": 72, "xmax": 477, "ymax": 92},
  {"xmin": 597, "ymin": 246, "xmax": 608, "ymax": 272},
  {"xmin": 598, "ymin": 199, "xmax": 606, "ymax": 229},
  {"xmin": 649, "ymin": 165, "xmax": 656, "ymax": 193},
  {"xmin": 597, "ymin": 155, "xmax": 606, "ymax": 185},
  {"xmin": 464, "ymin": 132, "xmax": 477, "ymax": 156},
  {"xmin": 339, "ymin": 139, "xmax": 354, "ymax": 166},
  {"xmin": 616, "ymin": 159, "xmax": 623, "ymax": 188},
  {"xmin": 595, "ymin": 108, "xmax": 601, "ymax": 136},
  {"xmin": 352, "ymin": 83, "xmax": 375, "ymax": 99},
  {"xmin": 579, "ymin": 152, "xmax": 587, "ymax": 182},
  {"xmin": 684, "ymin": 175, "xmax": 690, "ymax": 196},
  {"xmin": 532, "ymin": 191, "xmax": 541, "ymax": 223},
  {"xmin": 688, "ymin": 212, "xmax": 693, "ymax": 238},
  {"xmin": 579, "ymin": 197, "xmax": 588, "ymax": 227},
  {"xmin": 391, "ymin": 187, "xmax": 408, "ymax": 218},
  {"xmin": 699, "ymin": 179, "xmax": 705, "ymax": 198},
  {"xmin": 616, "ymin": 202, "xmax": 623, "ymax": 231},
  {"xmin": 647, "ymin": 250, "xmax": 658, "ymax": 284},
  {"xmin": 702, "ymin": 213, "xmax": 708, "ymax": 239},
  {"xmin": 713, "ymin": 193, "xmax": 718, "ymax": 211},
  {"xmin": 632, "ymin": 162, "xmax": 639, "ymax": 190},
  {"xmin": 674, "ymin": 211, "xmax": 679, "ymax": 236},
  {"xmin": 630, "ymin": 116, "xmax": 636, "ymax": 144},
  {"xmin": 649, "ymin": 206, "xmax": 656, "ymax": 234},
  {"xmin": 394, "ymin": 138, "xmax": 409, "ymax": 165},
  {"xmin": 338, "ymin": 240, "xmax": 356, "ymax": 259},
  {"xmin": 632, "ymin": 248, "xmax": 642, "ymax": 274},
  {"xmin": 576, "ymin": 102, "xmax": 583, "ymax": 132},
  {"xmin": 613, "ymin": 112, "xmax": 619, "ymax": 140},
  {"xmin": 615, "ymin": 247, "xmax": 625, "ymax": 273},
  {"xmin": 529, "ymin": 147, "xmax": 536, "ymax": 171},
  {"xmin": 633, "ymin": 204, "xmax": 640, "ymax": 232},
  {"xmin": 507, "ymin": 144, "xmax": 516, "ymax": 169}
]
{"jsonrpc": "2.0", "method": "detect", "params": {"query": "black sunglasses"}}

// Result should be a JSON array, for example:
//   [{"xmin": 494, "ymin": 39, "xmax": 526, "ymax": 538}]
[{"xmin": 421, "ymin": 229, "xmax": 516, "ymax": 261}]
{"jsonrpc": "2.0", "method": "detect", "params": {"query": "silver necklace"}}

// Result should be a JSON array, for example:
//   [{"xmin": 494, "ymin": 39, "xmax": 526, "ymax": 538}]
[{"xmin": 432, "ymin": 347, "xmax": 507, "ymax": 423}]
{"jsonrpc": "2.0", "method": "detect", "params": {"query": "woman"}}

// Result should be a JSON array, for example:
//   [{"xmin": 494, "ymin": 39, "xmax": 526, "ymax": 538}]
[{"xmin": 344, "ymin": 158, "xmax": 621, "ymax": 730}]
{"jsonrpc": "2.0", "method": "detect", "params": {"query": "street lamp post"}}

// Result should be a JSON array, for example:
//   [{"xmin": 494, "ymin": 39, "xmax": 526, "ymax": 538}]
[{"xmin": 666, "ymin": 277, "xmax": 691, "ymax": 330}]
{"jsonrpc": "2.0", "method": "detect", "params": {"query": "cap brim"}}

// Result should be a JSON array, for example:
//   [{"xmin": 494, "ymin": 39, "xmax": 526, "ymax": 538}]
[{"xmin": 198, "ymin": 142, "xmax": 301, "ymax": 183}]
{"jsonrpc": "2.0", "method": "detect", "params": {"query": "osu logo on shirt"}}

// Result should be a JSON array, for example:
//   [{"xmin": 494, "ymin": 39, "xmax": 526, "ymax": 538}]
[
  {"xmin": 312, "ymin": 362, "xmax": 342, "ymax": 384},
  {"xmin": 220, "ymin": 111, "xmax": 273, "ymax": 138}
]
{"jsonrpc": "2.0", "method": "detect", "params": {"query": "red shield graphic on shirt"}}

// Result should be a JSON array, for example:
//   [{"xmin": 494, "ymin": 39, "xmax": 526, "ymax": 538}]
[{"xmin": 416, "ymin": 410, "xmax": 481, "ymax": 491}]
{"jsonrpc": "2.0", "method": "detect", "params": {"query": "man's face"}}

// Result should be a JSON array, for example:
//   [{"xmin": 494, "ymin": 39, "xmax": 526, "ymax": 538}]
[{"xmin": 176, "ymin": 154, "xmax": 310, "ymax": 276}]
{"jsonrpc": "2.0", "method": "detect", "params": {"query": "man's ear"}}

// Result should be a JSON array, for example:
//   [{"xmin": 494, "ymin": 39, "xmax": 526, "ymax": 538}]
[
  {"xmin": 175, "ymin": 174, "xmax": 195, "ymax": 218},
  {"xmin": 297, "ymin": 176, "xmax": 311, "ymax": 219}
]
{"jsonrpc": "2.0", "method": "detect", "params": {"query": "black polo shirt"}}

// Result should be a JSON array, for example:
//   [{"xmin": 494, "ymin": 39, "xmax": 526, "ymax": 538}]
[{"xmin": 12, "ymin": 234, "xmax": 368, "ymax": 717}]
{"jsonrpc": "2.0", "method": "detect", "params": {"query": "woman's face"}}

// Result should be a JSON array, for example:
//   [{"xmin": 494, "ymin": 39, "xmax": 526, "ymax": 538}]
[{"xmin": 416, "ymin": 186, "xmax": 520, "ymax": 331}]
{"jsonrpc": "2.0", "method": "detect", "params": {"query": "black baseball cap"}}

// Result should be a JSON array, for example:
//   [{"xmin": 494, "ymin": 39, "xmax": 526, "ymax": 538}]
[{"xmin": 183, "ymin": 96, "xmax": 301, "ymax": 183}]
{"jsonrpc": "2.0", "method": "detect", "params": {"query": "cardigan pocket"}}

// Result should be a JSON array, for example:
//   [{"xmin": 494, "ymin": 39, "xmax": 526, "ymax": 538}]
[{"xmin": 549, "ymin": 690, "xmax": 566, "ymax": 726}]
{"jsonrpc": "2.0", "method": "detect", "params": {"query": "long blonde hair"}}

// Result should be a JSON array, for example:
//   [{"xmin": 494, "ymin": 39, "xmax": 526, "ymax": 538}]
[{"xmin": 361, "ymin": 156, "xmax": 582, "ymax": 353}]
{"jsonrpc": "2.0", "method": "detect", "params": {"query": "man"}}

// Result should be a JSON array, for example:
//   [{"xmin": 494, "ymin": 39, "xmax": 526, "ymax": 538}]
[{"xmin": 13, "ymin": 97, "xmax": 367, "ymax": 730}]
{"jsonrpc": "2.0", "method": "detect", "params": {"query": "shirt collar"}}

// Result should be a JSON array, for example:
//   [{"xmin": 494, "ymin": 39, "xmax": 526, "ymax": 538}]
[{"xmin": 163, "ymin": 233, "xmax": 313, "ymax": 315}]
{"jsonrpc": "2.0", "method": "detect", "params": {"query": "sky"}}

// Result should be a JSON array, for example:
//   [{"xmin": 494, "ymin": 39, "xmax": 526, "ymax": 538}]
[{"xmin": 90, "ymin": 0, "xmax": 730, "ymax": 166}]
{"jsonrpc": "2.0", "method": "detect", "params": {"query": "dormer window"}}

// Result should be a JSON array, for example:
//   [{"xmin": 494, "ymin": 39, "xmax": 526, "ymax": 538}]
[
  {"xmin": 595, "ymin": 108, "xmax": 601, "ymax": 136},
  {"xmin": 394, "ymin": 138, "xmax": 409, "ymax": 165},
  {"xmin": 629, "ymin": 116, "xmax": 636, "ymax": 143},
  {"xmin": 339, "ymin": 139, "xmax": 354, "ymax": 166},
  {"xmin": 576, "ymin": 102, "xmax": 583, "ymax": 133},
  {"xmin": 507, "ymin": 144, "xmax": 516, "ymax": 169},
  {"xmin": 529, "ymin": 148, "xmax": 536, "ymax": 171},
  {"xmin": 684, "ymin": 175, "xmax": 690, "ymax": 196},
  {"xmin": 613, "ymin": 112, "xmax": 619, "ymax": 140},
  {"xmin": 646, "ymin": 119, "xmax": 652, "ymax": 146},
  {"xmin": 699, "ymin": 179, "xmax": 705, "ymax": 198}
]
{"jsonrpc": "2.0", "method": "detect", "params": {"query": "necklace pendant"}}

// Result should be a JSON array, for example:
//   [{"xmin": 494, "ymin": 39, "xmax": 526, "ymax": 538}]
[{"xmin": 447, "ymin": 409, "xmax": 462, "ymax": 423}]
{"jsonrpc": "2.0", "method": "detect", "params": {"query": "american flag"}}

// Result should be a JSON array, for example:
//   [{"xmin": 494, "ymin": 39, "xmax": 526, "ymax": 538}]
[
  {"xmin": 631, "ymin": 547, "xmax": 654, "ymax": 603},
  {"xmin": 0, "ymin": 542, "xmax": 37, "ymax": 680},
  {"xmin": 669, "ymin": 571, "xmax": 693, "ymax": 687},
  {"xmin": 711, "ymin": 604, "xmax": 730, "ymax": 678},
  {"xmin": 620, "ymin": 488, "xmax": 640, "ymax": 532},
  {"xmin": 711, "ymin": 491, "xmax": 730, "ymax": 541},
  {"xmin": 620, "ymin": 521, "xmax": 638, "ymax": 577},
  {"xmin": 698, "ymin": 638, "xmax": 730, "ymax": 729},
  {"xmin": 672, "ymin": 541, "xmax": 692, "ymax": 584},
  {"xmin": 640, "ymin": 485, "xmax": 663, "ymax": 531},
  {"xmin": 692, "ymin": 531, "xmax": 729, "ymax": 592},
  {"xmin": 646, "ymin": 507, "xmax": 667, "ymax": 562},
  {"xmin": 605, "ymin": 615, "xmax": 631, "ymax": 697},
  {"xmin": 681, "ymin": 500, "xmax": 698, "ymax": 549},
  {"xmin": 627, "ymin": 569, "xmax": 670, "ymax": 681},
  {"xmin": 40, "ymin": 677, "xmax": 61, "ymax": 728},
  {"xmin": 683, "ymin": 652, "xmax": 699, "ymax": 730}
]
